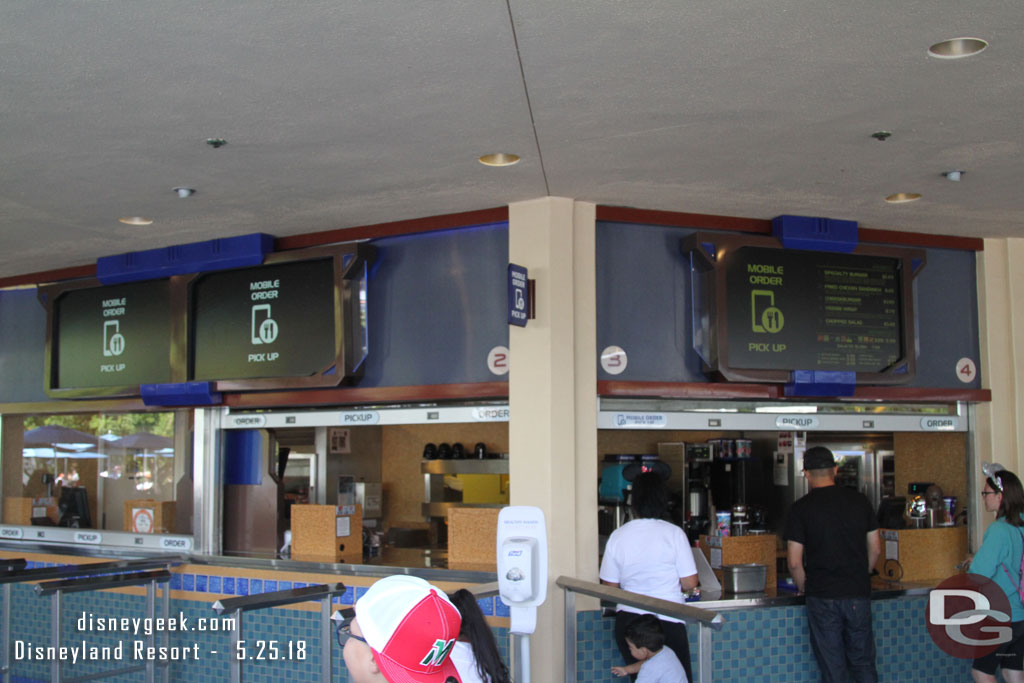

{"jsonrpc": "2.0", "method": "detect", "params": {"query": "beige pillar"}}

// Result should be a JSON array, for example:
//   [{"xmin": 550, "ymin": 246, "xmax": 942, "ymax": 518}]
[
  {"xmin": 508, "ymin": 197, "xmax": 598, "ymax": 678},
  {"xmin": 973, "ymin": 238, "xmax": 1024, "ymax": 547}
]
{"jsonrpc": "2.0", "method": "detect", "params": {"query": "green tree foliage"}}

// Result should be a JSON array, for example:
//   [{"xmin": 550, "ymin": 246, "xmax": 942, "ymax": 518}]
[{"xmin": 24, "ymin": 412, "xmax": 173, "ymax": 438}]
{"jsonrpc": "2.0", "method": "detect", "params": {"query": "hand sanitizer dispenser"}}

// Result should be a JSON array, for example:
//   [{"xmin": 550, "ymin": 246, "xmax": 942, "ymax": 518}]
[{"xmin": 497, "ymin": 506, "xmax": 547, "ymax": 634}]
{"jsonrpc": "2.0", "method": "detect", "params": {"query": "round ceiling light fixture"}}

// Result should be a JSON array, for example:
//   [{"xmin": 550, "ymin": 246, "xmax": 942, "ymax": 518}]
[
  {"xmin": 884, "ymin": 193, "xmax": 922, "ymax": 204},
  {"xmin": 928, "ymin": 37, "xmax": 988, "ymax": 59},
  {"xmin": 118, "ymin": 216, "xmax": 154, "ymax": 226},
  {"xmin": 478, "ymin": 152, "xmax": 521, "ymax": 167}
]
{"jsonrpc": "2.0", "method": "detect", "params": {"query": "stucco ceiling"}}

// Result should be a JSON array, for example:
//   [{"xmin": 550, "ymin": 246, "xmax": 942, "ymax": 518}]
[{"xmin": 2, "ymin": 1, "xmax": 1020, "ymax": 279}]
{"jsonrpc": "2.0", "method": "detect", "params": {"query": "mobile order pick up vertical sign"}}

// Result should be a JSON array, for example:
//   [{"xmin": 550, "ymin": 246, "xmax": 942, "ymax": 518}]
[
  {"xmin": 190, "ymin": 258, "xmax": 337, "ymax": 382},
  {"xmin": 47, "ymin": 279, "xmax": 173, "ymax": 396}
]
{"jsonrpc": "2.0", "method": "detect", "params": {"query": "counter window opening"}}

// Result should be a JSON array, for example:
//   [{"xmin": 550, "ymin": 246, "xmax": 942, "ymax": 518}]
[
  {"xmin": 1, "ymin": 410, "xmax": 191, "ymax": 536},
  {"xmin": 214, "ymin": 413, "xmax": 509, "ymax": 569}
]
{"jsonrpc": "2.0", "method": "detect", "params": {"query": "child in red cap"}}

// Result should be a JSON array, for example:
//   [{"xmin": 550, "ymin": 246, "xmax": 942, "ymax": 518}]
[{"xmin": 340, "ymin": 575, "xmax": 463, "ymax": 683}]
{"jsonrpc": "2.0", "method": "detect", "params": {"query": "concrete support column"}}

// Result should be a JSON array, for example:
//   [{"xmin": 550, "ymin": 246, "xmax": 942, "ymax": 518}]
[
  {"xmin": 508, "ymin": 197, "xmax": 598, "ymax": 679},
  {"xmin": 973, "ymin": 238, "xmax": 1024, "ymax": 547}
]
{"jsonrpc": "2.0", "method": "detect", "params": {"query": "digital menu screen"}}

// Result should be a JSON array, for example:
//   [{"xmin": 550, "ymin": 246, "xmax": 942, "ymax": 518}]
[
  {"xmin": 52, "ymin": 280, "xmax": 172, "ymax": 391},
  {"xmin": 724, "ymin": 246, "xmax": 903, "ymax": 372},
  {"xmin": 190, "ymin": 258, "xmax": 337, "ymax": 381}
]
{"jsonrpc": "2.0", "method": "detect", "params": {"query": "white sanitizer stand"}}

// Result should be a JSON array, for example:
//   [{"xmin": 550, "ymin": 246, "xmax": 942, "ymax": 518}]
[{"xmin": 497, "ymin": 506, "xmax": 548, "ymax": 683}]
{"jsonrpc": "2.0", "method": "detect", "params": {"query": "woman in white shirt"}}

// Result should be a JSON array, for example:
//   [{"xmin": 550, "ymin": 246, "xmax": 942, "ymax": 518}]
[
  {"xmin": 447, "ymin": 589, "xmax": 511, "ymax": 683},
  {"xmin": 600, "ymin": 472, "xmax": 698, "ymax": 682}
]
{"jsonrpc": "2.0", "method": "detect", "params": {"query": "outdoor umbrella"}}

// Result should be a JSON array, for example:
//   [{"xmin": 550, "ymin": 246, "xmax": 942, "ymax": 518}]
[
  {"xmin": 114, "ymin": 432, "xmax": 173, "ymax": 451},
  {"xmin": 23, "ymin": 425, "xmax": 98, "ymax": 449}
]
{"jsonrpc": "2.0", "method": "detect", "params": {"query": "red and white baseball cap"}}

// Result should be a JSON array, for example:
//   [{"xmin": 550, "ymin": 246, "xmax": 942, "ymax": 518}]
[{"xmin": 355, "ymin": 575, "xmax": 462, "ymax": 683}]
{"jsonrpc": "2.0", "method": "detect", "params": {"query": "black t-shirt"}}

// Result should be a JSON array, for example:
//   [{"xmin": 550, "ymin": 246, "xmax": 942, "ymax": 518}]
[{"xmin": 783, "ymin": 484, "xmax": 878, "ymax": 598}]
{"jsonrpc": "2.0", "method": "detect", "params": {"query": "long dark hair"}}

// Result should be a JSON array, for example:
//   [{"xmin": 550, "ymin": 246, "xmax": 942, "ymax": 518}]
[
  {"xmin": 989, "ymin": 470, "xmax": 1024, "ymax": 528},
  {"xmin": 630, "ymin": 472, "xmax": 669, "ymax": 520},
  {"xmin": 448, "ymin": 589, "xmax": 512, "ymax": 683}
]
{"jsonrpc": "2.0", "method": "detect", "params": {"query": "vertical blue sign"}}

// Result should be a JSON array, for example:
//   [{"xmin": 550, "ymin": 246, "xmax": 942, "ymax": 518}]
[{"xmin": 508, "ymin": 264, "xmax": 528, "ymax": 327}]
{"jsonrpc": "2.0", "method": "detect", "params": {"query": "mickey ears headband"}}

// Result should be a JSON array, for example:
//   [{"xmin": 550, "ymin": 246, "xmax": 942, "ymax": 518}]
[{"xmin": 983, "ymin": 461, "xmax": 1007, "ymax": 492}]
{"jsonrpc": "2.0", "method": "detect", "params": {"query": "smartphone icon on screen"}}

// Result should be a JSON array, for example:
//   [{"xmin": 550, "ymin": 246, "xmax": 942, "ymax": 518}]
[
  {"xmin": 251, "ymin": 304, "xmax": 279, "ymax": 345},
  {"xmin": 751, "ymin": 290, "xmax": 775, "ymax": 333},
  {"xmin": 103, "ymin": 320, "xmax": 125, "ymax": 356}
]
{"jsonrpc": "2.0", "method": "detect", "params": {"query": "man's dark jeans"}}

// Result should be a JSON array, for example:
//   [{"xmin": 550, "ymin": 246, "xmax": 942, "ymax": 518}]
[{"xmin": 805, "ymin": 596, "xmax": 878, "ymax": 683}]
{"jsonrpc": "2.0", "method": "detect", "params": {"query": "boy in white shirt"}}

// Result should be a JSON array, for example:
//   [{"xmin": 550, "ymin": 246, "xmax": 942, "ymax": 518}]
[{"xmin": 611, "ymin": 614, "xmax": 688, "ymax": 683}]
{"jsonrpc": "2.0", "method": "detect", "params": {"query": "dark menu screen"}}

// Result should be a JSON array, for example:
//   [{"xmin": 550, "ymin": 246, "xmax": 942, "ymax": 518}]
[
  {"xmin": 191, "ymin": 258, "xmax": 337, "ymax": 381},
  {"xmin": 725, "ymin": 246, "xmax": 902, "ymax": 372},
  {"xmin": 53, "ymin": 280, "xmax": 172, "ymax": 389}
]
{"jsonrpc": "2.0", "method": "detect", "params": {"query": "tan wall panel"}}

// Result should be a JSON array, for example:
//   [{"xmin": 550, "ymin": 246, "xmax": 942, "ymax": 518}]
[
  {"xmin": 380, "ymin": 423, "xmax": 508, "ymax": 527},
  {"xmin": 894, "ymin": 432, "xmax": 968, "ymax": 508}
]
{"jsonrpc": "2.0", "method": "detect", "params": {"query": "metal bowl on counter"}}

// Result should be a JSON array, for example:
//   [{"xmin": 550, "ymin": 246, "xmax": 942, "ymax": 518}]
[{"xmin": 722, "ymin": 563, "xmax": 768, "ymax": 594}]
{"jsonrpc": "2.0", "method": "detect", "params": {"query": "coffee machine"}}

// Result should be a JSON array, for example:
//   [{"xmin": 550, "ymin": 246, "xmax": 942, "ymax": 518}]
[
  {"xmin": 598, "ymin": 454, "xmax": 673, "ymax": 548},
  {"xmin": 682, "ymin": 443, "xmax": 713, "ymax": 543}
]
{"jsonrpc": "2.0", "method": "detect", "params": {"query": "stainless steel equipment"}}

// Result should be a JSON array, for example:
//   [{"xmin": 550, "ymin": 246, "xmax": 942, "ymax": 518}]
[
  {"xmin": 722, "ymin": 563, "xmax": 767, "ymax": 593},
  {"xmin": 782, "ymin": 436, "xmax": 888, "ymax": 513},
  {"xmin": 339, "ymin": 477, "xmax": 382, "ymax": 522}
]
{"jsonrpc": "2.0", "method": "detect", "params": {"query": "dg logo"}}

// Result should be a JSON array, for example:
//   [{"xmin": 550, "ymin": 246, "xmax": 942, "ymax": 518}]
[{"xmin": 927, "ymin": 573, "xmax": 1013, "ymax": 659}]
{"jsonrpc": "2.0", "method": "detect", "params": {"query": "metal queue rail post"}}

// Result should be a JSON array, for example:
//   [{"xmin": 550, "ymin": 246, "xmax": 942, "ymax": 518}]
[
  {"xmin": 211, "ymin": 581, "xmax": 346, "ymax": 683},
  {"xmin": 34, "ymin": 570, "xmax": 173, "ymax": 683},
  {"xmin": 0, "ymin": 556, "xmax": 183, "ymax": 683},
  {"xmin": 556, "ymin": 576, "xmax": 725, "ymax": 683}
]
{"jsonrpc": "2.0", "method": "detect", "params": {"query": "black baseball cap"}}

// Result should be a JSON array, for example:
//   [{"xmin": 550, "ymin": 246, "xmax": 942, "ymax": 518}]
[{"xmin": 802, "ymin": 446, "xmax": 836, "ymax": 471}]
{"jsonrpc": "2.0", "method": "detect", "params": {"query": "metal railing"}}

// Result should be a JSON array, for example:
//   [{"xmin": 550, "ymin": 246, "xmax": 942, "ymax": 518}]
[
  {"xmin": 1, "ymin": 556, "xmax": 183, "ymax": 683},
  {"xmin": 34, "ymin": 568, "xmax": 174, "ymax": 683},
  {"xmin": 556, "ymin": 576, "xmax": 724, "ymax": 683},
  {"xmin": 211, "ymin": 582, "xmax": 347, "ymax": 683}
]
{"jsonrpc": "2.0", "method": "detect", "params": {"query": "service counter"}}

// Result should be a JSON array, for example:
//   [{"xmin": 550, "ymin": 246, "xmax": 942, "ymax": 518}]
[{"xmin": 580, "ymin": 575, "xmax": 969, "ymax": 682}]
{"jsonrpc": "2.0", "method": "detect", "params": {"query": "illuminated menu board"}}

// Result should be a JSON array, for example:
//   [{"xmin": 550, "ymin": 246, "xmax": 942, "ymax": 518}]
[
  {"xmin": 51, "ymin": 280, "xmax": 172, "ymax": 392},
  {"xmin": 683, "ymin": 232, "xmax": 923, "ymax": 384},
  {"xmin": 190, "ymin": 258, "xmax": 337, "ymax": 381},
  {"xmin": 726, "ymin": 246, "xmax": 903, "ymax": 373}
]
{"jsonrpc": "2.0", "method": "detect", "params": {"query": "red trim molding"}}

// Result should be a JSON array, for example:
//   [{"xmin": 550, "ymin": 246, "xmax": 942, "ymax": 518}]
[
  {"xmin": 857, "ymin": 228, "xmax": 984, "ymax": 252},
  {"xmin": 849, "ymin": 387, "xmax": 991, "ymax": 402},
  {"xmin": 596, "ymin": 206, "xmax": 772, "ymax": 234},
  {"xmin": 599, "ymin": 380, "xmax": 991, "ymax": 403},
  {"xmin": 596, "ymin": 206, "xmax": 984, "ymax": 251},
  {"xmin": 0, "ymin": 264, "xmax": 97, "ymax": 289},
  {"xmin": 275, "ymin": 207, "xmax": 509, "ymax": 251},
  {"xmin": 598, "ymin": 381, "xmax": 781, "ymax": 400},
  {"xmin": 222, "ymin": 382, "xmax": 509, "ymax": 409}
]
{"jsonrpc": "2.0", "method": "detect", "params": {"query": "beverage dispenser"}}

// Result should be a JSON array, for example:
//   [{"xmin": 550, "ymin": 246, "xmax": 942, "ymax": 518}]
[{"xmin": 683, "ymin": 443, "xmax": 713, "ymax": 543}]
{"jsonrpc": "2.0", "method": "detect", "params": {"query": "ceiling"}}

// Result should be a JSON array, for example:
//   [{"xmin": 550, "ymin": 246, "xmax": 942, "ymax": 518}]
[{"xmin": 2, "ymin": 1, "xmax": 1021, "ymax": 280}]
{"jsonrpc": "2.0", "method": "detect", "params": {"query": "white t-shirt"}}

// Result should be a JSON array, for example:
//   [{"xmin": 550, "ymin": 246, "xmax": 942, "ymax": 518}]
[
  {"xmin": 450, "ymin": 640, "xmax": 489, "ymax": 683},
  {"xmin": 637, "ymin": 646, "xmax": 687, "ymax": 683},
  {"xmin": 599, "ymin": 518, "xmax": 697, "ymax": 623}
]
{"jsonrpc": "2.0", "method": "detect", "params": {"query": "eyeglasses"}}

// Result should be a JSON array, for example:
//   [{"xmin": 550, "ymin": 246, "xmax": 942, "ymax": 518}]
[
  {"xmin": 336, "ymin": 619, "xmax": 367, "ymax": 648},
  {"xmin": 981, "ymin": 490, "xmax": 999, "ymax": 497}
]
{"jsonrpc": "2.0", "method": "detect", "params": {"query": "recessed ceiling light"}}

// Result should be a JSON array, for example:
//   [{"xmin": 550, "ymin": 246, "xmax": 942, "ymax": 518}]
[
  {"xmin": 173, "ymin": 187, "xmax": 196, "ymax": 198},
  {"xmin": 884, "ymin": 193, "xmax": 922, "ymax": 204},
  {"xmin": 928, "ymin": 37, "xmax": 988, "ymax": 59},
  {"xmin": 478, "ymin": 153, "xmax": 520, "ymax": 167},
  {"xmin": 119, "ymin": 216, "xmax": 154, "ymax": 226}
]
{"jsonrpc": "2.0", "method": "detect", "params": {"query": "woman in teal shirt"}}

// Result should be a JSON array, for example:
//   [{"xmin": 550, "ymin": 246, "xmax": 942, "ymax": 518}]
[{"xmin": 970, "ymin": 468, "xmax": 1024, "ymax": 683}]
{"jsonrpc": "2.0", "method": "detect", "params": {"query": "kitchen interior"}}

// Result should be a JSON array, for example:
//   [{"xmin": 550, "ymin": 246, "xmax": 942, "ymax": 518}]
[
  {"xmin": 221, "ymin": 420, "xmax": 510, "ymax": 568},
  {"xmin": 598, "ymin": 428, "xmax": 969, "ymax": 595},
  {"xmin": 217, "ymin": 408, "xmax": 970, "ymax": 591}
]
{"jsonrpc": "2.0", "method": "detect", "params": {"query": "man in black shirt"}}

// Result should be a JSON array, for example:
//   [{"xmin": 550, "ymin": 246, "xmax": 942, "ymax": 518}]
[{"xmin": 784, "ymin": 446, "xmax": 882, "ymax": 683}]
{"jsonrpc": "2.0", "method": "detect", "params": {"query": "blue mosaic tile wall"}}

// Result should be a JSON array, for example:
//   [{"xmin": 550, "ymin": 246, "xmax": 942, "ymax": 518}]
[
  {"xmin": 575, "ymin": 596, "xmax": 974, "ymax": 682},
  {"xmin": 1, "ymin": 563, "xmax": 510, "ymax": 683}
]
